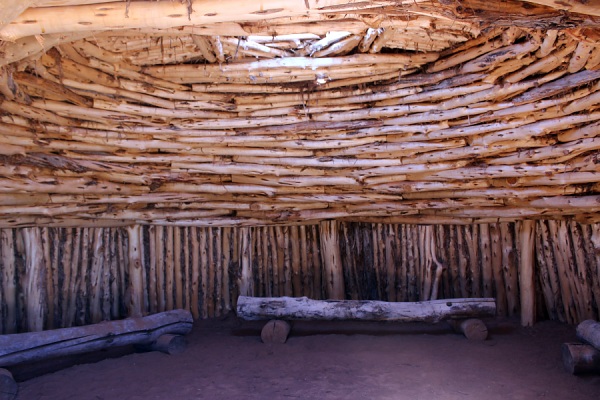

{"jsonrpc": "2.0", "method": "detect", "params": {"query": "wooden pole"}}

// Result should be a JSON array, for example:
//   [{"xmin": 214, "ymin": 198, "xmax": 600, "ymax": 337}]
[
  {"xmin": 126, "ymin": 225, "xmax": 144, "ymax": 318},
  {"xmin": 199, "ymin": 228, "xmax": 208, "ymax": 318},
  {"xmin": 90, "ymin": 228, "xmax": 104, "ymax": 323},
  {"xmin": 190, "ymin": 227, "xmax": 200, "ymax": 319},
  {"xmin": 519, "ymin": 220, "xmax": 536, "ymax": 327},
  {"xmin": 0, "ymin": 230, "xmax": 17, "ymax": 334},
  {"xmin": 319, "ymin": 220, "xmax": 345, "ymax": 300},
  {"xmin": 165, "ymin": 226, "xmax": 174, "ymax": 311},
  {"xmin": 0, "ymin": 0, "xmax": 404, "ymax": 40},
  {"xmin": 239, "ymin": 227, "xmax": 253, "ymax": 297},
  {"xmin": 21, "ymin": 228, "xmax": 47, "ymax": 332},
  {"xmin": 222, "ymin": 227, "xmax": 232, "ymax": 312}
]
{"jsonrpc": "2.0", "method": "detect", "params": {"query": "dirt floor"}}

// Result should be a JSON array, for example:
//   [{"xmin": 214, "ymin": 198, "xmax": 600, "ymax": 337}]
[{"xmin": 10, "ymin": 316, "xmax": 600, "ymax": 400}]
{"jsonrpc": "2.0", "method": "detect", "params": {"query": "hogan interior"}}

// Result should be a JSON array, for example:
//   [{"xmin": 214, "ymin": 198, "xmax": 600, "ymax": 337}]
[{"xmin": 0, "ymin": 0, "xmax": 599, "ymax": 345}]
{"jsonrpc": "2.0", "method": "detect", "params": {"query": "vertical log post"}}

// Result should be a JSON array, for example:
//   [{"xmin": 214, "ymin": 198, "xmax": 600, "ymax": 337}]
[
  {"xmin": 0, "ymin": 230, "xmax": 17, "ymax": 334},
  {"xmin": 239, "ymin": 227, "xmax": 254, "ymax": 297},
  {"xmin": 126, "ymin": 225, "xmax": 144, "ymax": 318},
  {"xmin": 21, "ymin": 228, "xmax": 47, "ymax": 332},
  {"xmin": 519, "ymin": 220, "xmax": 536, "ymax": 327},
  {"xmin": 222, "ymin": 227, "xmax": 231, "ymax": 312},
  {"xmin": 319, "ymin": 220, "xmax": 345, "ymax": 300}
]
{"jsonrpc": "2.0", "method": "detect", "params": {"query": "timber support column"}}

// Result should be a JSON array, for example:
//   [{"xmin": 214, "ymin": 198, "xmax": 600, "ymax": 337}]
[
  {"xmin": 238, "ymin": 227, "xmax": 254, "ymax": 297},
  {"xmin": 519, "ymin": 220, "xmax": 536, "ymax": 327},
  {"xmin": 319, "ymin": 220, "xmax": 345, "ymax": 300},
  {"xmin": 21, "ymin": 228, "xmax": 47, "ymax": 332},
  {"xmin": 126, "ymin": 225, "xmax": 145, "ymax": 317}
]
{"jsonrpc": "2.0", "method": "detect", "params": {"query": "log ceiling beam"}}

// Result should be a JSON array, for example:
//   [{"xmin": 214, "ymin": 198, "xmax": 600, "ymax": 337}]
[
  {"xmin": 1, "ymin": 0, "xmax": 600, "ymax": 42},
  {"xmin": 0, "ymin": 0, "xmax": 402, "ymax": 41},
  {"xmin": 0, "ymin": 0, "xmax": 36, "ymax": 30},
  {"xmin": 522, "ymin": 0, "xmax": 600, "ymax": 17}
]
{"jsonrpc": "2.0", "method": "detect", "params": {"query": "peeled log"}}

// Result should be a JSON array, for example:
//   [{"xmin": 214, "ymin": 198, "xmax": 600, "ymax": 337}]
[
  {"xmin": 0, "ymin": 368, "xmax": 17, "ymax": 400},
  {"xmin": 237, "ymin": 296, "xmax": 496, "ymax": 323},
  {"xmin": 261, "ymin": 320, "xmax": 292, "ymax": 344},
  {"xmin": 576, "ymin": 320, "xmax": 600, "ymax": 351},
  {"xmin": 562, "ymin": 343, "xmax": 600, "ymax": 375},
  {"xmin": 0, "ymin": 310, "xmax": 193, "ymax": 367}
]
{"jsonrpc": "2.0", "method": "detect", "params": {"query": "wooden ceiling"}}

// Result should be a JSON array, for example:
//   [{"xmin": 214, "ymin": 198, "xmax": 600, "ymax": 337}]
[{"xmin": 0, "ymin": 0, "xmax": 599, "ymax": 227}]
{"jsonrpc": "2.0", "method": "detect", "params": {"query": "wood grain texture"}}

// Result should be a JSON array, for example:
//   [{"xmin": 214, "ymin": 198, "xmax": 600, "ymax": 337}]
[
  {"xmin": 0, "ymin": 309, "xmax": 193, "ymax": 367},
  {"xmin": 237, "ymin": 296, "xmax": 497, "ymax": 322}
]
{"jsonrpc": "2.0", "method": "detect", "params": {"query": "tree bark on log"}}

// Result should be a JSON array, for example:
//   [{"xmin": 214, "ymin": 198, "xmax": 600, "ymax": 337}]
[
  {"xmin": 577, "ymin": 320, "xmax": 600, "ymax": 351},
  {"xmin": 562, "ymin": 343, "xmax": 600, "ymax": 375},
  {"xmin": 0, "ymin": 310, "xmax": 192, "ymax": 367},
  {"xmin": 237, "ymin": 296, "xmax": 496, "ymax": 323}
]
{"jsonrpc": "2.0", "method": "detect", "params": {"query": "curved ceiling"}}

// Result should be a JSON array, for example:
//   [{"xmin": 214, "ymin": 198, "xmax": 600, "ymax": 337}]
[{"xmin": 0, "ymin": 1, "xmax": 599, "ymax": 227}]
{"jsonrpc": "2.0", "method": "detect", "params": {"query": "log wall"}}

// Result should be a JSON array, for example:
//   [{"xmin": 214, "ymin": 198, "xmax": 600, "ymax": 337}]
[{"xmin": 0, "ymin": 221, "xmax": 599, "ymax": 333}]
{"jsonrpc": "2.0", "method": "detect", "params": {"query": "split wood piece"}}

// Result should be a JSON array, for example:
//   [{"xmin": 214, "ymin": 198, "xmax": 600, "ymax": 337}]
[
  {"xmin": 261, "ymin": 320, "xmax": 292, "ymax": 344},
  {"xmin": 0, "ymin": 310, "xmax": 193, "ymax": 367},
  {"xmin": 138, "ymin": 334, "xmax": 187, "ymax": 355},
  {"xmin": 0, "ymin": 368, "xmax": 17, "ymax": 400},
  {"xmin": 237, "ymin": 296, "xmax": 497, "ymax": 323},
  {"xmin": 576, "ymin": 320, "xmax": 600, "ymax": 351},
  {"xmin": 448, "ymin": 319, "xmax": 489, "ymax": 341},
  {"xmin": 562, "ymin": 343, "xmax": 600, "ymax": 375}
]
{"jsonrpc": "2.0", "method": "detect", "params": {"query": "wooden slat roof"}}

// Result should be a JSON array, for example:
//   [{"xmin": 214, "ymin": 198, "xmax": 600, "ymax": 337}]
[{"xmin": 0, "ymin": 1, "xmax": 599, "ymax": 227}]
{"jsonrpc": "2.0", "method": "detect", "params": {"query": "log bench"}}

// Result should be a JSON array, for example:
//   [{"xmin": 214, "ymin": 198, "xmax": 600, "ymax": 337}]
[
  {"xmin": 0, "ymin": 310, "xmax": 193, "ymax": 400},
  {"xmin": 237, "ymin": 296, "xmax": 497, "ymax": 344}
]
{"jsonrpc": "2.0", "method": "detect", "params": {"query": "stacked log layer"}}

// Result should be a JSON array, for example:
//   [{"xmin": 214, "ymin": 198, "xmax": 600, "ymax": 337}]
[{"xmin": 0, "ymin": 11, "xmax": 599, "ymax": 226}]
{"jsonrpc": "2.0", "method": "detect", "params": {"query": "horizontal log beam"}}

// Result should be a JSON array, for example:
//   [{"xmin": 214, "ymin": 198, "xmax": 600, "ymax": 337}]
[
  {"xmin": 0, "ymin": 0, "xmax": 399, "ymax": 41},
  {"xmin": 236, "ymin": 296, "xmax": 497, "ymax": 323},
  {"xmin": 522, "ymin": 0, "xmax": 600, "ymax": 17}
]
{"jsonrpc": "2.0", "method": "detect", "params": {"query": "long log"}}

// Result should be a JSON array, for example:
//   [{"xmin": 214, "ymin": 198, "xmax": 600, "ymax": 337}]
[
  {"xmin": 0, "ymin": 310, "xmax": 192, "ymax": 367},
  {"xmin": 236, "ymin": 296, "xmax": 496, "ymax": 323},
  {"xmin": 577, "ymin": 320, "xmax": 600, "ymax": 351}
]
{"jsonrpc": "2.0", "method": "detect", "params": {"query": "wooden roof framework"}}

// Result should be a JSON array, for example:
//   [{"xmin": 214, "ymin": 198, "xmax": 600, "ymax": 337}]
[{"xmin": 0, "ymin": 0, "xmax": 599, "ymax": 228}]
